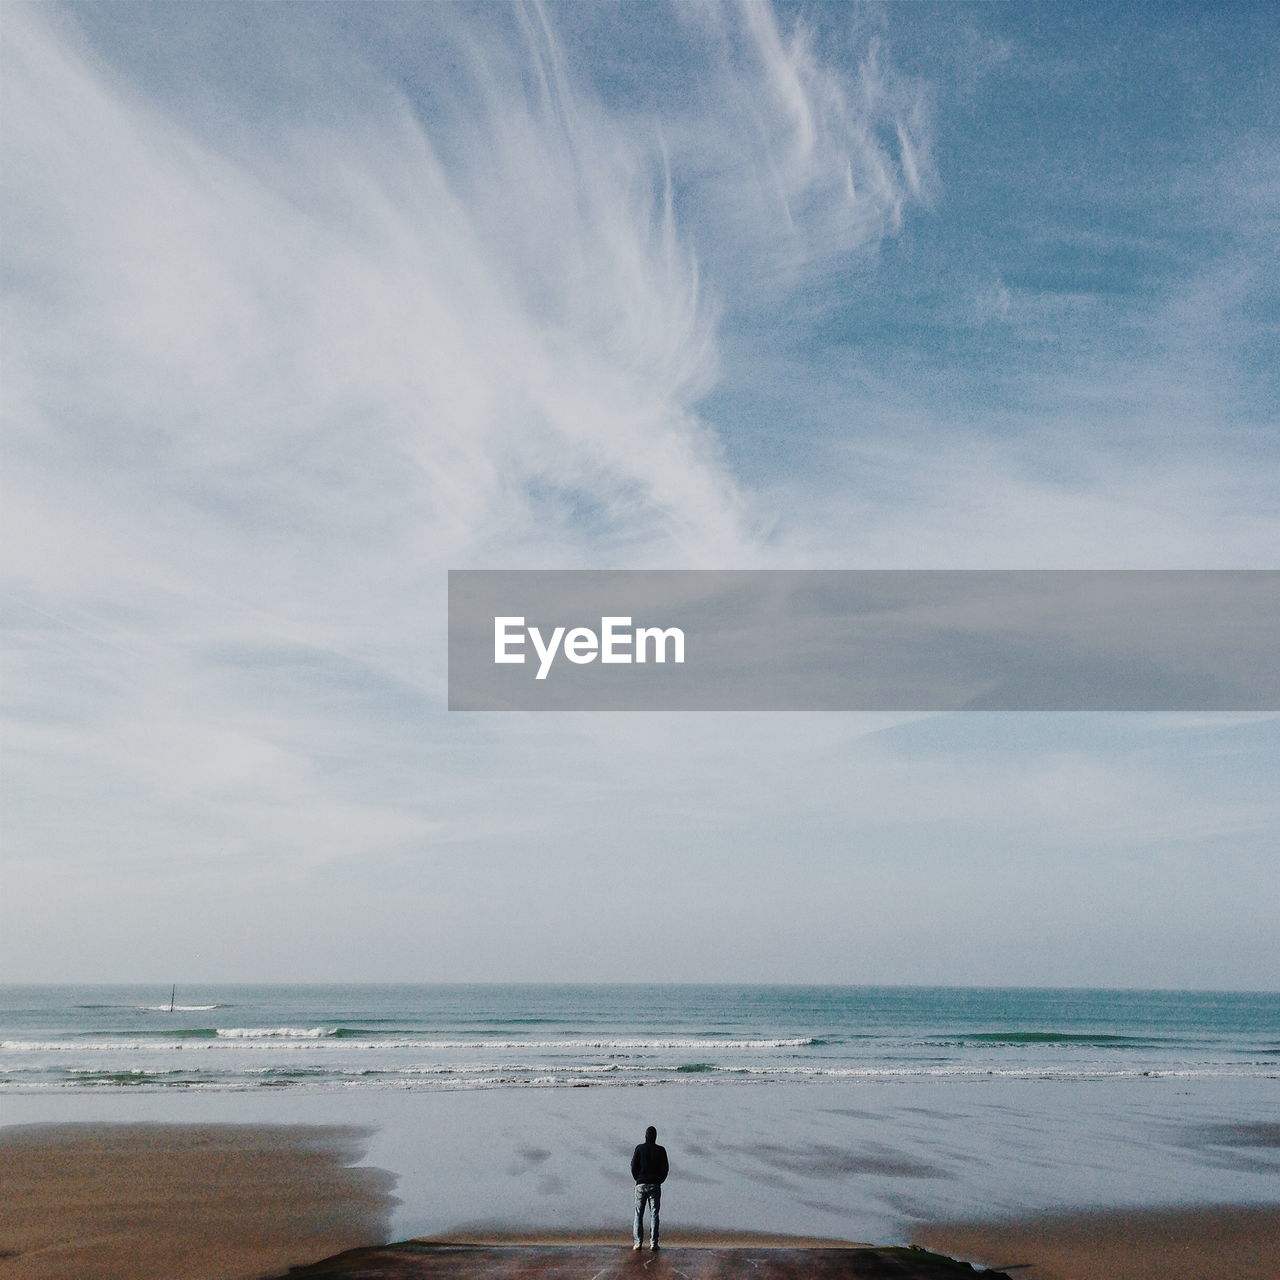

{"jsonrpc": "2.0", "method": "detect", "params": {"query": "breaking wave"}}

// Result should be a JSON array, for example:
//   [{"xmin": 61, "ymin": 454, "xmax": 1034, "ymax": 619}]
[
  {"xmin": 214, "ymin": 1027, "xmax": 337, "ymax": 1039},
  {"xmin": 1, "ymin": 1034, "xmax": 816, "ymax": 1052}
]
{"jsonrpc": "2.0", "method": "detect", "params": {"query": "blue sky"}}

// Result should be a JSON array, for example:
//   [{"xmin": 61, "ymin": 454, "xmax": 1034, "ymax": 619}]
[{"xmin": 2, "ymin": 1, "xmax": 1277, "ymax": 985}]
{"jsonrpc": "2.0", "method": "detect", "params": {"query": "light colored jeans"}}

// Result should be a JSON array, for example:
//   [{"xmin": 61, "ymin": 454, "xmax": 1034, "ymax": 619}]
[{"xmin": 633, "ymin": 1182, "xmax": 661, "ymax": 1247}]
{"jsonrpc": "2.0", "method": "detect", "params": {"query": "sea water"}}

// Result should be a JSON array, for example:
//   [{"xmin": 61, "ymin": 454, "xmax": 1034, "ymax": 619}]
[
  {"xmin": 2, "ymin": 984, "xmax": 1276, "ymax": 1092},
  {"xmin": 2, "ymin": 985, "xmax": 1277, "ymax": 1243}
]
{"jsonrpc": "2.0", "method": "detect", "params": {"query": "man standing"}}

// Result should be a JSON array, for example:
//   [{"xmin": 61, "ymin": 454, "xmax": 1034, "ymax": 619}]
[{"xmin": 630, "ymin": 1125, "xmax": 669, "ymax": 1251}]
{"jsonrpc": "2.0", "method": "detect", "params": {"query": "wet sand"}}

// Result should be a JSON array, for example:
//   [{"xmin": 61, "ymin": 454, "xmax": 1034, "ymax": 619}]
[
  {"xmin": 0, "ymin": 1122, "xmax": 396, "ymax": 1280},
  {"xmin": 415, "ymin": 1228, "xmax": 870, "ymax": 1246},
  {"xmin": 2, "ymin": 1122, "xmax": 1276, "ymax": 1280},
  {"xmin": 6, "ymin": 1075, "xmax": 1276, "ymax": 1248},
  {"xmin": 914, "ymin": 1203, "xmax": 1280, "ymax": 1280}
]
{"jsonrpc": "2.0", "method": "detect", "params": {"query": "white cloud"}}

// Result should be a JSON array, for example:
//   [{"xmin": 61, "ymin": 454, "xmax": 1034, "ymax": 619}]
[
  {"xmin": 1, "ymin": 2, "xmax": 926, "ymax": 914},
  {"xmin": 673, "ymin": 0, "xmax": 931, "ymax": 287},
  {"xmin": 1, "ymin": 3, "xmax": 1274, "ymax": 985}
]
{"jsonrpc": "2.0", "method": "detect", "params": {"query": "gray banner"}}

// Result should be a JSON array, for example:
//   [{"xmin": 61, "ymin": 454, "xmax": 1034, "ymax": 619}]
[{"xmin": 447, "ymin": 570, "xmax": 1280, "ymax": 711}]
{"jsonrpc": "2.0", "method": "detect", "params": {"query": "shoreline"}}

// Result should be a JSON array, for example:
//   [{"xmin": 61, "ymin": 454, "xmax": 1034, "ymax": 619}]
[{"xmin": 2, "ymin": 1121, "xmax": 1278, "ymax": 1279}]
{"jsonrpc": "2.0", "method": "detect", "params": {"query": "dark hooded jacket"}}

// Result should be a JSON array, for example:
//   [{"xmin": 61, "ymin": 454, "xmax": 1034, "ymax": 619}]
[{"xmin": 631, "ymin": 1130, "xmax": 669, "ymax": 1185}]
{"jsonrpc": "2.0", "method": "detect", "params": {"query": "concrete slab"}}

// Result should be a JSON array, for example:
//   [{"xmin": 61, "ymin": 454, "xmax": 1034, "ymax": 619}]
[{"xmin": 272, "ymin": 1242, "xmax": 1010, "ymax": 1279}]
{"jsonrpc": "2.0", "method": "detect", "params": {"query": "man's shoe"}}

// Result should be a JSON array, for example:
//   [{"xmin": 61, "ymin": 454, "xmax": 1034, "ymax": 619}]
[
  {"xmin": 650, "ymin": 1244, "xmax": 660, "ymax": 1251},
  {"xmin": 632, "ymin": 1244, "xmax": 641, "ymax": 1251}
]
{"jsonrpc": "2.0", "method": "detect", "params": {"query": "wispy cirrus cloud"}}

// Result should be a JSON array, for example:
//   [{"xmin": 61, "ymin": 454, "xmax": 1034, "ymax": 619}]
[
  {"xmin": 672, "ymin": 0, "xmax": 931, "ymax": 290},
  {"xmin": 2, "ymin": 2, "xmax": 1275, "ymax": 986},
  {"xmin": 1, "ymin": 0, "xmax": 930, "ymax": 963}
]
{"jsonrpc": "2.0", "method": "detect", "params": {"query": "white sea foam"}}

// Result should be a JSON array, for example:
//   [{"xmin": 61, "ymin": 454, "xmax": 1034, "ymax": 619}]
[
  {"xmin": 286, "ymin": 1035, "xmax": 803, "ymax": 1049},
  {"xmin": 0, "ymin": 1035, "xmax": 814, "ymax": 1052},
  {"xmin": 214, "ymin": 1027, "xmax": 336, "ymax": 1038}
]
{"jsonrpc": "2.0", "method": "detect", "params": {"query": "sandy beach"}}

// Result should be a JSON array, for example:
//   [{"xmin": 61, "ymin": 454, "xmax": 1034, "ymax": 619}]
[
  {"xmin": 914, "ymin": 1204, "xmax": 1280, "ymax": 1280},
  {"xmin": 2, "ymin": 1122, "xmax": 1278, "ymax": 1280},
  {"xmin": 0, "ymin": 1123, "xmax": 395, "ymax": 1280}
]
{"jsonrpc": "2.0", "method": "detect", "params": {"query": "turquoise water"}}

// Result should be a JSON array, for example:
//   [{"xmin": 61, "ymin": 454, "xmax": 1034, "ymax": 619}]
[{"xmin": 2, "ymin": 984, "xmax": 1276, "ymax": 1092}]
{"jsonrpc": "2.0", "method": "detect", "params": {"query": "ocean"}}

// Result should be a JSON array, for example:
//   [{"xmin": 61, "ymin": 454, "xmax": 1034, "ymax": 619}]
[
  {"xmin": 3, "ymin": 985, "xmax": 1277, "ymax": 1243},
  {"xmin": 2, "ymin": 984, "xmax": 1276, "ymax": 1093}
]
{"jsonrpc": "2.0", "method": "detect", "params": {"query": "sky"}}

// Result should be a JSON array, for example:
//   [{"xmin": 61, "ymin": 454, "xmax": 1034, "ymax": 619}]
[{"xmin": 2, "ymin": 0, "xmax": 1277, "ymax": 988}]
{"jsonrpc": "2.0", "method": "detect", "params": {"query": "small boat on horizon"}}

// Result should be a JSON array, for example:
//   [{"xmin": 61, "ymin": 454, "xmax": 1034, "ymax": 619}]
[{"xmin": 139, "ymin": 986, "xmax": 218, "ymax": 1012}]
